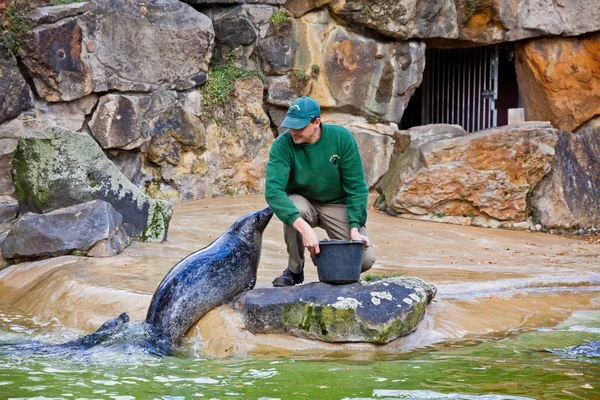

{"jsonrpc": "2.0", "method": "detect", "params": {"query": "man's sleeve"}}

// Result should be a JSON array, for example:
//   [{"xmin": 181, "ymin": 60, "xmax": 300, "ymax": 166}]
[
  {"xmin": 339, "ymin": 131, "xmax": 368, "ymax": 229},
  {"xmin": 265, "ymin": 138, "xmax": 300, "ymax": 226}
]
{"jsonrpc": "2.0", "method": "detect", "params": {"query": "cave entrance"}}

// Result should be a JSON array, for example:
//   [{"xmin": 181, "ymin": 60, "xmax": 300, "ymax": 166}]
[{"xmin": 400, "ymin": 44, "xmax": 520, "ymax": 132}]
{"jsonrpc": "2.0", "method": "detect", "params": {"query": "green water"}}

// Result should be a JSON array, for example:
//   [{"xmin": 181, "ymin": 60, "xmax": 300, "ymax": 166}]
[{"xmin": 1, "ymin": 307, "xmax": 599, "ymax": 400}]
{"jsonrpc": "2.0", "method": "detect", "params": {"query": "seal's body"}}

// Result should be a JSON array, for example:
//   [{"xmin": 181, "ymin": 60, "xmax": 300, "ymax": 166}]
[{"xmin": 146, "ymin": 207, "xmax": 273, "ymax": 345}]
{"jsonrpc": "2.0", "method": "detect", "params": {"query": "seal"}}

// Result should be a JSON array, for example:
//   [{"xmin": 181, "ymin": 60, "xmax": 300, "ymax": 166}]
[{"xmin": 145, "ymin": 207, "xmax": 273, "ymax": 345}]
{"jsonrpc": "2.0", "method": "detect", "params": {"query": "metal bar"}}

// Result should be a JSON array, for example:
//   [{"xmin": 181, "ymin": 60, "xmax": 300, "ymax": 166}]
[
  {"xmin": 421, "ymin": 50, "xmax": 427, "ymax": 126},
  {"xmin": 492, "ymin": 44, "xmax": 499, "ymax": 127},
  {"xmin": 437, "ymin": 49, "xmax": 441, "ymax": 124},
  {"xmin": 444, "ymin": 50, "xmax": 450, "ymax": 124},
  {"xmin": 451, "ymin": 50, "xmax": 455, "ymax": 125},
  {"xmin": 461, "ymin": 48, "xmax": 465, "ymax": 129},
  {"xmin": 466, "ymin": 49, "xmax": 471, "ymax": 132},
  {"xmin": 477, "ymin": 47, "xmax": 482, "ymax": 131},
  {"xmin": 483, "ymin": 46, "xmax": 488, "ymax": 129}
]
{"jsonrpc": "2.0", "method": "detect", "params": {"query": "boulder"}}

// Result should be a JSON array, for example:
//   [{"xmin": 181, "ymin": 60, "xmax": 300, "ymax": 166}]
[
  {"xmin": 26, "ymin": 1, "xmax": 92, "ymax": 25},
  {"xmin": 106, "ymin": 150, "xmax": 144, "ymax": 188},
  {"xmin": 329, "ymin": 0, "xmax": 458, "ymax": 41},
  {"xmin": 211, "ymin": 6, "xmax": 259, "ymax": 67},
  {"xmin": 327, "ymin": 0, "xmax": 600, "ymax": 45},
  {"xmin": 515, "ymin": 33, "xmax": 600, "ymax": 132},
  {"xmin": 0, "ymin": 221, "xmax": 10, "ymax": 270},
  {"xmin": 531, "ymin": 128, "xmax": 600, "ymax": 230},
  {"xmin": 0, "ymin": 44, "xmax": 34, "ymax": 124},
  {"xmin": 20, "ymin": 0, "xmax": 214, "ymax": 102},
  {"xmin": 234, "ymin": 277, "xmax": 436, "ymax": 343},
  {"xmin": 279, "ymin": 9, "xmax": 425, "ymax": 123},
  {"xmin": 377, "ymin": 123, "xmax": 557, "ymax": 224},
  {"xmin": 11, "ymin": 126, "xmax": 173, "ymax": 242},
  {"xmin": 284, "ymin": 0, "xmax": 331, "ymax": 18},
  {"xmin": 181, "ymin": 0, "xmax": 285, "ymax": 5},
  {"xmin": 322, "ymin": 113, "xmax": 396, "ymax": 189},
  {"xmin": 88, "ymin": 89, "xmax": 205, "ymax": 152},
  {"xmin": 1, "ymin": 200, "xmax": 129, "ymax": 260},
  {"xmin": 143, "ymin": 76, "xmax": 272, "ymax": 200},
  {"xmin": 257, "ymin": 9, "xmax": 296, "ymax": 75},
  {"xmin": 0, "ymin": 95, "xmax": 98, "ymax": 197},
  {"xmin": 0, "ymin": 196, "xmax": 18, "ymax": 224}
]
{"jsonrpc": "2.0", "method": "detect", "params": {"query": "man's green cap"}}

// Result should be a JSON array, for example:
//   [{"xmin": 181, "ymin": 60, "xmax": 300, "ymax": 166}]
[{"xmin": 280, "ymin": 96, "xmax": 321, "ymax": 129}]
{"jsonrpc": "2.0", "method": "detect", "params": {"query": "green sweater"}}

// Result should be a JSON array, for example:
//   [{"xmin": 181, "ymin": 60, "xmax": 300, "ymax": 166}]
[{"xmin": 265, "ymin": 123, "xmax": 368, "ymax": 229}]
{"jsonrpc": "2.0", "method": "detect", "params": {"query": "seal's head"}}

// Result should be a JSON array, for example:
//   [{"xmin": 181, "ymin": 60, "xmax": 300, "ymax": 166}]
[{"xmin": 232, "ymin": 207, "xmax": 273, "ymax": 239}]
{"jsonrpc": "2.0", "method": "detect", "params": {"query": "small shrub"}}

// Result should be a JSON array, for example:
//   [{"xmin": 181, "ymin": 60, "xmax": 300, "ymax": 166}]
[
  {"xmin": 269, "ymin": 11, "xmax": 291, "ymax": 26},
  {"xmin": 310, "ymin": 64, "xmax": 320, "ymax": 78},
  {"xmin": 365, "ymin": 115, "xmax": 382, "ymax": 124},
  {"xmin": 200, "ymin": 61, "xmax": 262, "ymax": 114},
  {"xmin": 294, "ymin": 68, "xmax": 309, "ymax": 81},
  {"xmin": 0, "ymin": 1, "xmax": 34, "ymax": 56}
]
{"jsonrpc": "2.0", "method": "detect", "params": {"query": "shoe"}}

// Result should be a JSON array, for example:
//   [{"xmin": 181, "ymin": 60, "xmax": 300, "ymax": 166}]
[{"xmin": 272, "ymin": 268, "xmax": 304, "ymax": 287}]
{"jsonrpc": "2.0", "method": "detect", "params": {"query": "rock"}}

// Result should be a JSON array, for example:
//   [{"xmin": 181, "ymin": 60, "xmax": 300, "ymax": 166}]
[
  {"xmin": 515, "ymin": 33, "xmax": 600, "ymax": 132},
  {"xmin": 0, "ymin": 221, "xmax": 10, "ymax": 270},
  {"xmin": 322, "ymin": 113, "xmax": 396, "ymax": 189},
  {"xmin": 106, "ymin": 151, "xmax": 144, "ymax": 188},
  {"xmin": 211, "ymin": 6, "xmax": 258, "ymax": 66},
  {"xmin": 329, "ymin": 0, "xmax": 458, "ymax": 40},
  {"xmin": 26, "ymin": 1, "xmax": 92, "ymax": 25},
  {"xmin": 257, "ymin": 9, "xmax": 296, "ymax": 75},
  {"xmin": 0, "ymin": 196, "xmax": 18, "ymax": 224},
  {"xmin": 0, "ymin": 44, "xmax": 34, "ymax": 124},
  {"xmin": 181, "ymin": 0, "xmax": 285, "ymax": 5},
  {"xmin": 266, "ymin": 75, "xmax": 297, "ymax": 107},
  {"xmin": 20, "ymin": 0, "xmax": 214, "ymax": 102},
  {"xmin": 144, "ymin": 76, "xmax": 272, "ymax": 201},
  {"xmin": 0, "ymin": 95, "xmax": 98, "ymax": 197},
  {"xmin": 11, "ymin": 126, "xmax": 173, "ymax": 242},
  {"xmin": 377, "ymin": 123, "xmax": 557, "ymax": 223},
  {"xmin": 290, "ymin": 9, "xmax": 425, "ymax": 122},
  {"xmin": 283, "ymin": 0, "xmax": 331, "ymax": 18},
  {"xmin": 531, "ymin": 129, "xmax": 600, "ymax": 230},
  {"xmin": 234, "ymin": 277, "xmax": 436, "ymax": 344},
  {"xmin": 455, "ymin": 0, "xmax": 600, "ymax": 44},
  {"xmin": 376, "ymin": 124, "xmax": 469, "ymax": 212},
  {"xmin": 88, "ymin": 90, "xmax": 205, "ymax": 152},
  {"xmin": 1, "ymin": 200, "xmax": 129, "ymax": 261}
]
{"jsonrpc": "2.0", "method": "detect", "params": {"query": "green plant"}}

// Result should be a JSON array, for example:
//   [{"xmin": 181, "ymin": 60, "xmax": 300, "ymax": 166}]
[
  {"xmin": 269, "ymin": 11, "xmax": 291, "ymax": 26},
  {"xmin": 293, "ymin": 68, "xmax": 309, "ymax": 81},
  {"xmin": 310, "ymin": 64, "xmax": 320, "ymax": 78},
  {"xmin": 0, "ymin": 2, "xmax": 34, "ymax": 56},
  {"xmin": 365, "ymin": 115, "xmax": 382, "ymax": 124},
  {"xmin": 200, "ymin": 61, "xmax": 262, "ymax": 113},
  {"xmin": 434, "ymin": 211, "xmax": 446, "ymax": 218}
]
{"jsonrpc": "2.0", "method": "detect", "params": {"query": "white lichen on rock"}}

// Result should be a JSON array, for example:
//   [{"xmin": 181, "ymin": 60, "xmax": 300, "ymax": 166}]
[
  {"xmin": 370, "ymin": 291, "xmax": 393, "ymax": 305},
  {"xmin": 331, "ymin": 297, "xmax": 362, "ymax": 310}
]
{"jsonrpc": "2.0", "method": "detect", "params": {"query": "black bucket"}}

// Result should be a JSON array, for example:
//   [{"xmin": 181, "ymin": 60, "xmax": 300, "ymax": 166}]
[{"xmin": 315, "ymin": 240, "xmax": 365, "ymax": 284}]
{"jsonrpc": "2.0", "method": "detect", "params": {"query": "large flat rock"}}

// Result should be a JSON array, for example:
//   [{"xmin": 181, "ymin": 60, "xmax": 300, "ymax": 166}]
[{"xmin": 234, "ymin": 277, "xmax": 436, "ymax": 343}]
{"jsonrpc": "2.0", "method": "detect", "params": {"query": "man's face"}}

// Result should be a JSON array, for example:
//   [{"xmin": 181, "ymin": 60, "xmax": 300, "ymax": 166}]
[{"xmin": 290, "ymin": 118, "xmax": 320, "ymax": 145}]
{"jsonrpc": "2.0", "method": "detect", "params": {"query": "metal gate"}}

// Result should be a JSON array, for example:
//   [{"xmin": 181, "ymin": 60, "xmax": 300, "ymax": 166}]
[{"xmin": 420, "ymin": 45, "xmax": 499, "ymax": 132}]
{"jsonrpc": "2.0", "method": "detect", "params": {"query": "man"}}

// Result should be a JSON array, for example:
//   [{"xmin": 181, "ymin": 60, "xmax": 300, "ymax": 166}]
[{"xmin": 265, "ymin": 96, "xmax": 375, "ymax": 287}]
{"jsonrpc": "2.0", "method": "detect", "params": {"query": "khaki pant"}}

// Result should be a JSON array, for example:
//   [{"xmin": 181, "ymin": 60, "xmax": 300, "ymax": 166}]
[{"xmin": 285, "ymin": 194, "xmax": 375, "ymax": 274}]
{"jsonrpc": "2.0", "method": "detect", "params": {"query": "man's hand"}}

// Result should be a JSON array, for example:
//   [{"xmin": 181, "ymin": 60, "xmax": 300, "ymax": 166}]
[
  {"xmin": 292, "ymin": 218, "xmax": 320, "ymax": 256},
  {"xmin": 350, "ymin": 227, "xmax": 370, "ymax": 250}
]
